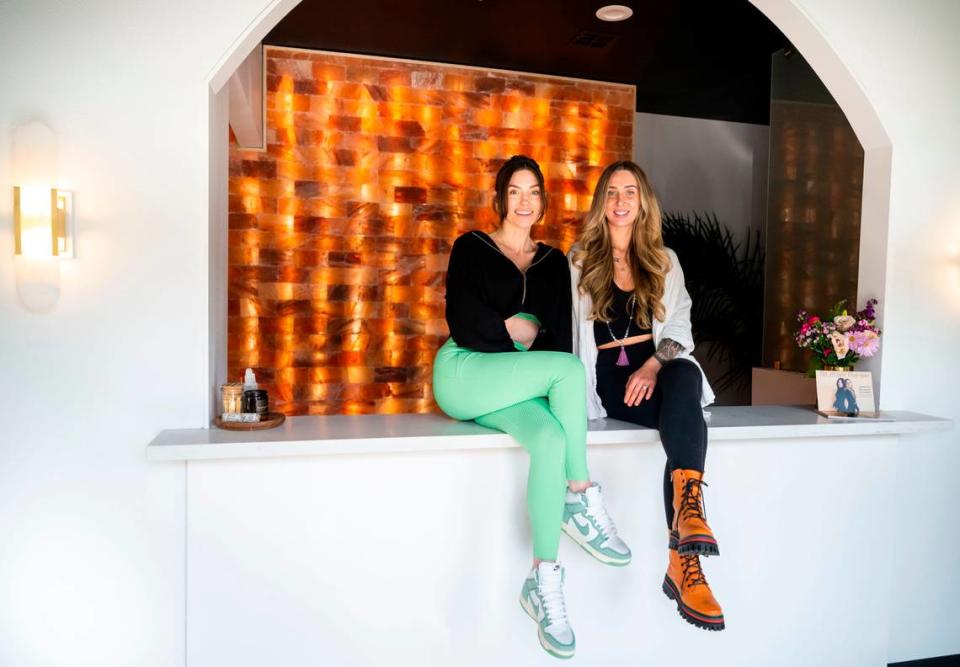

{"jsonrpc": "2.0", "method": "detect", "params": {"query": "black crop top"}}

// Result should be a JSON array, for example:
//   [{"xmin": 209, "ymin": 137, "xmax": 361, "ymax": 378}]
[
  {"xmin": 444, "ymin": 231, "xmax": 572, "ymax": 353},
  {"xmin": 593, "ymin": 282, "xmax": 652, "ymax": 346}
]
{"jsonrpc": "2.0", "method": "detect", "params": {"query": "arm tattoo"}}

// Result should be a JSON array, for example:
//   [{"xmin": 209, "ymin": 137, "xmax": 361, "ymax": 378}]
[{"xmin": 654, "ymin": 337, "xmax": 685, "ymax": 364}]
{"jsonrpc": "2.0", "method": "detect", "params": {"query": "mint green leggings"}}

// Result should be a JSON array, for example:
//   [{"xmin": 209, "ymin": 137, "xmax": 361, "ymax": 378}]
[{"xmin": 433, "ymin": 336, "xmax": 590, "ymax": 560}]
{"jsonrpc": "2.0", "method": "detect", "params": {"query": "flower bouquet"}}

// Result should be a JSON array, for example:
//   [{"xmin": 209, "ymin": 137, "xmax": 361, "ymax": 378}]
[{"xmin": 794, "ymin": 299, "xmax": 881, "ymax": 375}]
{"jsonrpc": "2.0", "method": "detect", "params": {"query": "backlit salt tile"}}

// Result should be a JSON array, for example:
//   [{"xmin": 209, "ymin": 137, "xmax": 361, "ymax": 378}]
[
  {"xmin": 412, "ymin": 70, "xmax": 443, "ymax": 89},
  {"xmin": 379, "ymin": 69, "xmax": 411, "ymax": 87},
  {"xmin": 312, "ymin": 63, "xmax": 345, "ymax": 81},
  {"xmin": 394, "ymin": 187, "xmax": 427, "ymax": 204},
  {"xmin": 396, "ymin": 120, "xmax": 425, "ymax": 137},
  {"xmin": 377, "ymin": 136, "xmax": 412, "ymax": 153},
  {"xmin": 330, "ymin": 116, "xmax": 361, "ymax": 132},
  {"xmin": 475, "ymin": 77, "xmax": 505, "ymax": 93}
]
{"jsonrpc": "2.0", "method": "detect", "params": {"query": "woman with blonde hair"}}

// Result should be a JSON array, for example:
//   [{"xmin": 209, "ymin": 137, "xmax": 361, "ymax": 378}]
[{"xmin": 568, "ymin": 160, "xmax": 725, "ymax": 631}]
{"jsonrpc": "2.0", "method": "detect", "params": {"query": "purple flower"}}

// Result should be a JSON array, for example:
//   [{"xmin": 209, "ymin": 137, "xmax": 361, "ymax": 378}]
[{"xmin": 857, "ymin": 298, "xmax": 878, "ymax": 322}]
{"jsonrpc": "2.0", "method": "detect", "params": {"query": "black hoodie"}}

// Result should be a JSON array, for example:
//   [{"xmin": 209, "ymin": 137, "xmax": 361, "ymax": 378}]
[{"xmin": 444, "ymin": 230, "xmax": 572, "ymax": 354}]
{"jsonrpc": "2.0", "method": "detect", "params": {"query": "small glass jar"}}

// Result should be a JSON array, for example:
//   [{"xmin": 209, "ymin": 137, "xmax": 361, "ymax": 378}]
[{"xmin": 221, "ymin": 382, "xmax": 244, "ymax": 416}]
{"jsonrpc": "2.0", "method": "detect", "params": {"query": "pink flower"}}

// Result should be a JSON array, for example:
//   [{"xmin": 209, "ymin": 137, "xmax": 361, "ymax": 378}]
[{"xmin": 848, "ymin": 330, "xmax": 881, "ymax": 357}]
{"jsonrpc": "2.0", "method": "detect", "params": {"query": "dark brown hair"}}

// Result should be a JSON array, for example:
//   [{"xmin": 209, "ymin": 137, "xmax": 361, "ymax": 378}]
[{"xmin": 491, "ymin": 155, "xmax": 548, "ymax": 223}]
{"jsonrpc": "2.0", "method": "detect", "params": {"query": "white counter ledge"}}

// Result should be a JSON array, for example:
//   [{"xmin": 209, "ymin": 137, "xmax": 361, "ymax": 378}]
[{"xmin": 146, "ymin": 405, "xmax": 951, "ymax": 462}]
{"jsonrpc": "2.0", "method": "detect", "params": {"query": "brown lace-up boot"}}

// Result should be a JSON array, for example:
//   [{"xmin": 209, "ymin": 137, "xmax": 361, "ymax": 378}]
[
  {"xmin": 663, "ymin": 532, "xmax": 725, "ymax": 631},
  {"xmin": 671, "ymin": 468, "xmax": 719, "ymax": 556}
]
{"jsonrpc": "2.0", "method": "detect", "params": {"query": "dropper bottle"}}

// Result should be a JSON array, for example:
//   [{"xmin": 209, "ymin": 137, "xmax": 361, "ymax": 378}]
[{"xmin": 243, "ymin": 368, "xmax": 258, "ymax": 392}]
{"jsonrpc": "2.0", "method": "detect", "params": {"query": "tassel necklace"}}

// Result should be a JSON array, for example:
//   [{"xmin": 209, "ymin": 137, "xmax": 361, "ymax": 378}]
[{"xmin": 606, "ymin": 293, "xmax": 636, "ymax": 367}]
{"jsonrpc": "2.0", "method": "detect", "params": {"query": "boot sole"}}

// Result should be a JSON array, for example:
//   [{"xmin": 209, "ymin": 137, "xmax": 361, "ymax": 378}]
[
  {"xmin": 561, "ymin": 522, "xmax": 631, "ymax": 566},
  {"xmin": 661, "ymin": 576, "xmax": 725, "ymax": 631},
  {"xmin": 678, "ymin": 535, "xmax": 719, "ymax": 557},
  {"xmin": 518, "ymin": 596, "xmax": 575, "ymax": 659}
]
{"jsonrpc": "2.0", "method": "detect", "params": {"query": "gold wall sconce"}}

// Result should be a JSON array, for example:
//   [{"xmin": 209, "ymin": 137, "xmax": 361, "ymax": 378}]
[{"xmin": 11, "ymin": 120, "xmax": 73, "ymax": 312}]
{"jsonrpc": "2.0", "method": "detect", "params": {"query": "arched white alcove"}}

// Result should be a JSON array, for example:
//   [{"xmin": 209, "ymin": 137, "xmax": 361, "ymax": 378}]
[
  {"xmin": 203, "ymin": 0, "xmax": 893, "ymax": 415},
  {"xmin": 748, "ymin": 0, "xmax": 892, "ymax": 398}
]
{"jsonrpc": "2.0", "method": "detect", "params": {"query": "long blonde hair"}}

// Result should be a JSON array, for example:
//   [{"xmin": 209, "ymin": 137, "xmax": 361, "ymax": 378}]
[{"xmin": 573, "ymin": 161, "xmax": 669, "ymax": 326}]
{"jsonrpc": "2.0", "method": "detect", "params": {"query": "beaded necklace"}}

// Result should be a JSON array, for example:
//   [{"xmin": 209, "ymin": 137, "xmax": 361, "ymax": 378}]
[{"xmin": 606, "ymin": 293, "xmax": 636, "ymax": 367}]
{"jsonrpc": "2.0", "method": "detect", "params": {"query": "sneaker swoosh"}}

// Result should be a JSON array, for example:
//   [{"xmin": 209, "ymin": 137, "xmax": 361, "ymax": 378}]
[
  {"xmin": 528, "ymin": 590, "xmax": 544, "ymax": 621},
  {"xmin": 571, "ymin": 513, "xmax": 599, "ymax": 542}
]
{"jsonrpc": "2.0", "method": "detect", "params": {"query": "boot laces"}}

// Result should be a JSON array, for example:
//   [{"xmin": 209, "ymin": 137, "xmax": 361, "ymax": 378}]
[
  {"xmin": 680, "ymin": 478, "xmax": 708, "ymax": 523},
  {"xmin": 538, "ymin": 568, "xmax": 570, "ymax": 627},
  {"xmin": 680, "ymin": 553, "xmax": 709, "ymax": 589}
]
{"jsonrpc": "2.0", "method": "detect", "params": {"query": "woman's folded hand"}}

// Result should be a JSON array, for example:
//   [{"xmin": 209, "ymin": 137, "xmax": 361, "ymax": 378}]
[{"xmin": 505, "ymin": 316, "xmax": 539, "ymax": 350}]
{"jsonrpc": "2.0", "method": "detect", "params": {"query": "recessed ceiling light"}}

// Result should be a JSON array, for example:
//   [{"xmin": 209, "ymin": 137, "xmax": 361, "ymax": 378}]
[{"xmin": 596, "ymin": 4, "xmax": 633, "ymax": 22}]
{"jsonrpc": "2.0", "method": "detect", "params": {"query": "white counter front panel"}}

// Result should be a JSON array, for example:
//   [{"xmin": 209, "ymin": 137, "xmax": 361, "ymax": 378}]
[{"xmin": 187, "ymin": 432, "xmax": 898, "ymax": 667}]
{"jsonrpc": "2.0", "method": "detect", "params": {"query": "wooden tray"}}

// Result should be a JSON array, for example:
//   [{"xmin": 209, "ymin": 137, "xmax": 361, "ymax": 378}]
[{"xmin": 215, "ymin": 412, "xmax": 286, "ymax": 431}]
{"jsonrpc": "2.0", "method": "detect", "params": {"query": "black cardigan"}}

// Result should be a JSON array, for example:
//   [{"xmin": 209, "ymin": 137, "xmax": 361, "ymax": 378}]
[{"xmin": 444, "ymin": 231, "xmax": 572, "ymax": 353}]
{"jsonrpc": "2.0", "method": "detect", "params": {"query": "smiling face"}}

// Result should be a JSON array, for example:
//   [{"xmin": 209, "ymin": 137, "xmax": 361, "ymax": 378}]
[
  {"xmin": 501, "ymin": 169, "xmax": 543, "ymax": 230},
  {"xmin": 603, "ymin": 169, "xmax": 642, "ymax": 229}
]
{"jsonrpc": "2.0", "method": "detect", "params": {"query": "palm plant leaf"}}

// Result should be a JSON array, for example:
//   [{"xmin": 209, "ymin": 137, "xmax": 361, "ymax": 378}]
[{"xmin": 662, "ymin": 211, "xmax": 765, "ymax": 395}]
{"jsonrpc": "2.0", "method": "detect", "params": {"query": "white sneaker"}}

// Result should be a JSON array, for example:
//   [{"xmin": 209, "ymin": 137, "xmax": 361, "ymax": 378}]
[
  {"xmin": 562, "ymin": 483, "xmax": 632, "ymax": 566},
  {"xmin": 519, "ymin": 561, "xmax": 576, "ymax": 659}
]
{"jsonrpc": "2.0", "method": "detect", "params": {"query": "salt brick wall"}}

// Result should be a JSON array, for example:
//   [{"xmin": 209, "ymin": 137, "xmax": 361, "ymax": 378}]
[
  {"xmin": 762, "ymin": 100, "xmax": 864, "ymax": 372},
  {"xmin": 228, "ymin": 47, "xmax": 635, "ymax": 415}
]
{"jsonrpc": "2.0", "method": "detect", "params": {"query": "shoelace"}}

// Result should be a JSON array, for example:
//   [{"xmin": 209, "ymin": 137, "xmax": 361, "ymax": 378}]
[
  {"xmin": 680, "ymin": 553, "xmax": 709, "ymax": 589},
  {"xmin": 585, "ymin": 499, "xmax": 618, "ymax": 538},
  {"xmin": 680, "ymin": 478, "xmax": 709, "ymax": 523},
  {"xmin": 538, "ymin": 570, "xmax": 570, "ymax": 626}
]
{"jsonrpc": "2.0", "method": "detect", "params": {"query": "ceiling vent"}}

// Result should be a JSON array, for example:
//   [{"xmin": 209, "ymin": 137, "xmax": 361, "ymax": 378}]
[{"xmin": 570, "ymin": 30, "xmax": 618, "ymax": 49}]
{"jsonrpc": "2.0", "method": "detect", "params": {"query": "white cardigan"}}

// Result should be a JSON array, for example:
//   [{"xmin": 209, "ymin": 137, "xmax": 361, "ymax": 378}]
[{"xmin": 568, "ymin": 245, "xmax": 716, "ymax": 420}]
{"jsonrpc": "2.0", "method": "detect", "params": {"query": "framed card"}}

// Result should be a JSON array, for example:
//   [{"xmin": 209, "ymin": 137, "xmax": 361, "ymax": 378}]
[{"xmin": 815, "ymin": 370, "xmax": 881, "ymax": 419}]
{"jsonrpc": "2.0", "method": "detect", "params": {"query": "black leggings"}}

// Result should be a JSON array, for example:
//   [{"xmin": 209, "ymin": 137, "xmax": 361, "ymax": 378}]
[{"xmin": 595, "ymin": 342, "xmax": 707, "ymax": 529}]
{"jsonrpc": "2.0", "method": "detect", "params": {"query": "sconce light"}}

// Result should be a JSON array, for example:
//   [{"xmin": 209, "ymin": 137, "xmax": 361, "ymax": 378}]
[
  {"xmin": 11, "ymin": 120, "xmax": 72, "ymax": 313},
  {"xmin": 13, "ymin": 186, "xmax": 73, "ymax": 258}
]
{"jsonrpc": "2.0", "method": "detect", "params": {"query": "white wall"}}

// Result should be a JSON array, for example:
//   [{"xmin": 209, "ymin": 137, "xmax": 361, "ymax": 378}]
[
  {"xmin": 0, "ymin": 2, "xmax": 278, "ymax": 665},
  {"xmin": 0, "ymin": 0, "xmax": 958, "ymax": 665},
  {"xmin": 633, "ymin": 112, "xmax": 769, "ymax": 244},
  {"xmin": 759, "ymin": 0, "xmax": 960, "ymax": 661}
]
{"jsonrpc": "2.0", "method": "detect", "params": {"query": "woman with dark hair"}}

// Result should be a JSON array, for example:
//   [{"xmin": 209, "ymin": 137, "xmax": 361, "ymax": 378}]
[
  {"xmin": 433, "ymin": 155, "xmax": 629, "ymax": 659},
  {"xmin": 569, "ymin": 160, "xmax": 725, "ymax": 631}
]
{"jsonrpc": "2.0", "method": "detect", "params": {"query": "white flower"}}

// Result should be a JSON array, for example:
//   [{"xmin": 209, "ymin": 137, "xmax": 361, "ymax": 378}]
[
  {"xmin": 830, "ymin": 331, "xmax": 850, "ymax": 359},
  {"xmin": 833, "ymin": 315, "xmax": 856, "ymax": 332}
]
